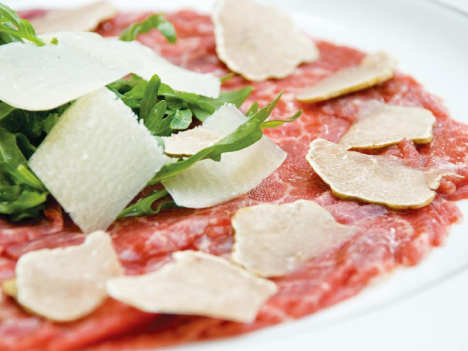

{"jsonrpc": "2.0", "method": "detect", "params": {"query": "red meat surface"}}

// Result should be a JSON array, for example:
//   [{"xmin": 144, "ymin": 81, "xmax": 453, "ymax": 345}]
[{"xmin": 1, "ymin": 10, "xmax": 467, "ymax": 351}]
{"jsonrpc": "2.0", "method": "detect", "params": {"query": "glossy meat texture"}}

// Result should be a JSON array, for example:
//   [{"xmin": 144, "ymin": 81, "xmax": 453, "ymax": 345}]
[{"xmin": 0, "ymin": 10, "xmax": 466, "ymax": 351}]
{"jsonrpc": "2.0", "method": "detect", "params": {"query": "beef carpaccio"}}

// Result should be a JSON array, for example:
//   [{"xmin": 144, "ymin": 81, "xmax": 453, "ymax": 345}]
[{"xmin": 1, "ymin": 9, "xmax": 468, "ymax": 351}]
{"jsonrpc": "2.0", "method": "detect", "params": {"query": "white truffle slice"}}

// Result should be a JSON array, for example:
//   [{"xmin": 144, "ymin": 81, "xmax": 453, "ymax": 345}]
[
  {"xmin": 296, "ymin": 52, "xmax": 396, "ymax": 102},
  {"xmin": 16, "ymin": 231, "xmax": 123, "ymax": 322},
  {"xmin": 306, "ymin": 139, "xmax": 448, "ymax": 209},
  {"xmin": 107, "ymin": 251, "xmax": 277, "ymax": 323},
  {"xmin": 30, "ymin": 1, "xmax": 117, "ymax": 34},
  {"xmin": 340, "ymin": 101, "xmax": 436, "ymax": 149},
  {"xmin": 162, "ymin": 127, "xmax": 221, "ymax": 157},
  {"xmin": 29, "ymin": 88, "xmax": 165, "ymax": 233},
  {"xmin": 162, "ymin": 104, "xmax": 287, "ymax": 208},
  {"xmin": 232, "ymin": 200, "xmax": 355, "ymax": 277},
  {"xmin": 0, "ymin": 32, "xmax": 220, "ymax": 111},
  {"xmin": 212, "ymin": 0, "xmax": 319, "ymax": 81}
]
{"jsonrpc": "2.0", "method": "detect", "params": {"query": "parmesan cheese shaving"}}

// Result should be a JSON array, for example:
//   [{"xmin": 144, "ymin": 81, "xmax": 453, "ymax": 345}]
[
  {"xmin": 107, "ymin": 250, "xmax": 277, "ymax": 323},
  {"xmin": 306, "ymin": 139, "xmax": 447, "ymax": 209},
  {"xmin": 340, "ymin": 101, "xmax": 436, "ymax": 149},
  {"xmin": 162, "ymin": 104, "xmax": 287, "ymax": 208},
  {"xmin": 212, "ymin": 0, "xmax": 319, "ymax": 81},
  {"xmin": 162, "ymin": 127, "xmax": 221, "ymax": 157},
  {"xmin": 29, "ymin": 88, "xmax": 165, "ymax": 233},
  {"xmin": 16, "ymin": 231, "xmax": 123, "ymax": 322},
  {"xmin": 0, "ymin": 32, "xmax": 220, "ymax": 110},
  {"xmin": 296, "ymin": 52, "xmax": 396, "ymax": 103},
  {"xmin": 232, "ymin": 200, "xmax": 355, "ymax": 277},
  {"xmin": 30, "ymin": 1, "xmax": 117, "ymax": 34},
  {"xmin": 108, "ymin": 39, "xmax": 221, "ymax": 98}
]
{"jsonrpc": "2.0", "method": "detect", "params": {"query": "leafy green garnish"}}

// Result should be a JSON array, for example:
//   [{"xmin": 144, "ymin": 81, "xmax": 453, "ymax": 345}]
[
  {"xmin": 0, "ymin": 102, "xmax": 15, "ymax": 122},
  {"xmin": 148, "ymin": 92, "xmax": 298, "ymax": 184},
  {"xmin": 117, "ymin": 189, "xmax": 178, "ymax": 219},
  {"xmin": 245, "ymin": 100, "xmax": 302, "ymax": 128},
  {"xmin": 0, "ymin": 101, "xmax": 70, "ymax": 220},
  {"xmin": 0, "ymin": 103, "xmax": 70, "ymax": 142},
  {"xmin": 261, "ymin": 110, "xmax": 302, "ymax": 128},
  {"xmin": 0, "ymin": 3, "xmax": 46, "ymax": 46},
  {"xmin": 109, "ymin": 74, "xmax": 253, "ymax": 136},
  {"xmin": 140, "ymin": 75, "xmax": 161, "ymax": 120},
  {"xmin": 0, "ymin": 129, "xmax": 48, "ymax": 220},
  {"xmin": 119, "ymin": 14, "xmax": 177, "ymax": 44},
  {"xmin": 220, "ymin": 72, "xmax": 235, "ymax": 83}
]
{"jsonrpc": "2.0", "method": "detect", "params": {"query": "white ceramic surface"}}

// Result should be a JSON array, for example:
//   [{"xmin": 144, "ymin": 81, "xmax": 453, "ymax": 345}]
[{"xmin": 5, "ymin": 0, "xmax": 468, "ymax": 350}]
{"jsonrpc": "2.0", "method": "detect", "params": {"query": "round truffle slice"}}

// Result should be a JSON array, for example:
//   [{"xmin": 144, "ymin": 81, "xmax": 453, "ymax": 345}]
[
  {"xmin": 296, "ymin": 52, "xmax": 396, "ymax": 102},
  {"xmin": 162, "ymin": 127, "xmax": 221, "ymax": 157},
  {"xmin": 107, "ymin": 251, "xmax": 277, "ymax": 323},
  {"xmin": 16, "ymin": 231, "xmax": 123, "ymax": 322},
  {"xmin": 212, "ymin": 0, "xmax": 319, "ymax": 81},
  {"xmin": 306, "ymin": 139, "xmax": 451, "ymax": 209},
  {"xmin": 339, "ymin": 101, "xmax": 436, "ymax": 149},
  {"xmin": 231, "ymin": 200, "xmax": 356, "ymax": 277}
]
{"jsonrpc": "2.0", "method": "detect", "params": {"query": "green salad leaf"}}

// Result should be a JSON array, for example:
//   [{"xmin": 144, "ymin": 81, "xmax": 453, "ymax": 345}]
[
  {"xmin": 117, "ymin": 189, "xmax": 178, "ymax": 219},
  {"xmin": 119, "ymin": 14, "xmax": 177, "ymax": 44},
  {"xmin": 108, "ymin": 74, "xmax": 253, "ymax": 136},
  {"xmin": 148, "ymin": 92, "xmax": 301, "ymax": 184},
  {"xmin": 0, "ymin": 101, "xmax": 70, "ymax": 220},
  {"xmin": 261, "ymin": 110, "xmax": 302, "ymax": 128},
  {"xmin": 219, "ymin": 72, "xmax": 235, "ymax": 83},
  {"xmin": 0, "ymin": 3, "xmax": 46, "ymax": 46},
  {"xmin": 0, "ymin": 129, "xmax": 48, "ymax": 220},
  {"xmin": 0, "ymin": 102, "xmax": 15, "ymax": 122}
]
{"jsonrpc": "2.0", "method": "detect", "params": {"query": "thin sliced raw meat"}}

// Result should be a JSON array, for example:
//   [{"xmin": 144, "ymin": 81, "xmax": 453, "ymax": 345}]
[{"xmin": 1, "ymin": 9, "xmax": 467, "ymax": 351}]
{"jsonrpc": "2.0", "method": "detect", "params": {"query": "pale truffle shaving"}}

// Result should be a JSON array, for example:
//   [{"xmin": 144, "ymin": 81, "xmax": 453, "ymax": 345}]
[
  {"xmin": 16, "ymin": 231, "xmax": 123, "ymax": 322},
  {"xmin": 107, "ymin": 251, "xmax": 277, "ymax": 323},
  {"xmin": 306, "ymin": 139, "xmax": 450, "ymax": 209},
  {"xmin": 232, "ymin": 200, "xmax": 355, "ymax": 277},
  {"xmin": 30, "ymin": 1, "xmax": 117, "ymax": 34},
  {"xmin": 0, "ymin": 32, "xmax": 220, "ymax": 111},
  {"xmin": 340, "ymin": 101, "xmax": 436, "ymax": 149},
  {"xmin": 296, "ymin": 52, "xmax": 396, "ymax": 102},
  {"xmin": 162, "ymin": 104, "xmax": 287, "ymax": 208},
  {"xmin": 29, "ymin": 88, "xmax": 165, "ymax": 233},
  {"xmin": 212, "ymin": 0, "xmax": 319, "ymax": 81},
  {"xmin": 163, "ymin": 127, "xmax": 221, "ymax": 157}
]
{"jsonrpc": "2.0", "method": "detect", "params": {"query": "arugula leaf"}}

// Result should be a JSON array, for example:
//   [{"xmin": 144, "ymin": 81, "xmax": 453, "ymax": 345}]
[
  {"xmin": 261, "ymin": 110, "xmax": 302, "ymax": 128},
  {"xmin": 0, "ymin": 100, "xmax": 69, "ymax": 221},
  {"xmin": 0, "ymin": 103, "xmax": 70, "ymax": 142},
  {"xmin": 220, "ymin": 72, "xmax": 235, "ymax": 83},
  {"xmin": 109, "ymin": 75, "xmax": 254, "ymax": 136},
  {"xmin": 162, "ymin": 86, "xmax": 253, "ymax": 122},
  {"xmin": 0, "ymin": 129, "xmax": 48, "ymax": 220},
  {"xmin": 140, "ymin": 75, "xmax": 161, "ymax": 120},
  {"xmin": 151, "ymin": 114, "xmax": 175, "ymax": 137},
  {"xmin": 148, "ymin": 92, "xmax": 285, "ymax": 184},
  {"xmin": 144, "ymin": 100, "xmax": 167, "ymax": 135},
  {"xmin": 245, "ymin": 100, "xmax": 303, "ymax": 127},
  {"xmin": 117, "ymin": 189, "xmax": 178, "ymax": 219},
  {"xmin": 0, "ymin": 3, "xmax": 46, "ymax": 46},
  {"xmin": 170, "ymin": 109, "xmax": 192, "ymax": 130},
  {"xmin": 245, "ymin": 101, "xmax": 259, "ymax": 117},
  {"xmin": 0, "ymin": 102, "xmax": 15, "ymax": 122},
  {"xmin": 107, "ymin": 73, "xmax": 144, "ymax": 94},
  {"xmin": 119, "ymin": 14, "xmax": 177, "ymax": 44}
]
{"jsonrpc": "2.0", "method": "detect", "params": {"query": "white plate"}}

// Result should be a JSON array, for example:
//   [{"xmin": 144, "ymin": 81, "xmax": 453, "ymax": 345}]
[{"xmin": 7, "ymin": 0, "xmax": 468, "ymax": 350}]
